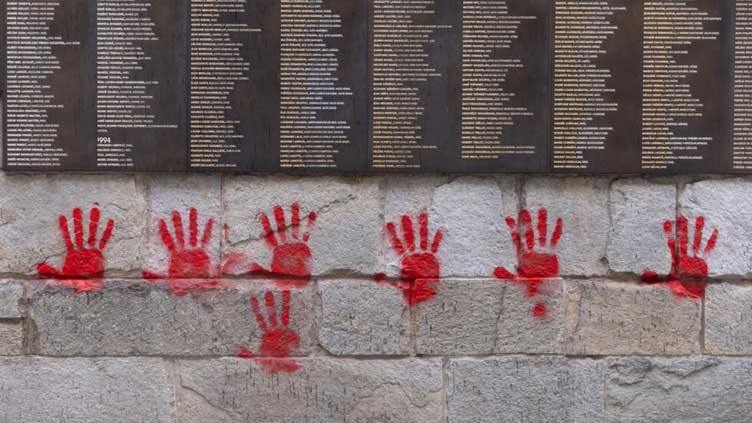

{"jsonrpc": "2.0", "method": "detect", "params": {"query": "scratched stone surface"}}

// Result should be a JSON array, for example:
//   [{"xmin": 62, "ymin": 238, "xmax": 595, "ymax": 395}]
[{"xmin": 177, "ymin": 357, "xmax": 444, "ymax": 423}]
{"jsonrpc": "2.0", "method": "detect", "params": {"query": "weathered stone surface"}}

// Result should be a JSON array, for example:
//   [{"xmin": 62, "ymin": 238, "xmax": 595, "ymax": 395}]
[
  {"xmin": 679, "ymin": 178, "xmax": 752, "ymax": 276},
  {"xmin": 705, "ymin": 283, "xmax": 752, "ymax": 354},
  {"xmin": 607, "ymin": 357, "xmax": 752, "ymax": 422},
  {"xmin": 448, "ymin": 356, "xmax": 605, "ymax": 423},
  {"xmin": 0, "ymin": 282, "xmax": 23, "ymax": 318},
  {"xmin": 608, "ymin": 178, "xmax": 675, "ymax": 275},
  {"xmin": 414, "ymin": 279, "xmax": 566, "ymax": 354},
  {"xmin": 222, "ymin": 176, "xmax": 381, "ymax": 276},
  {"xmin": 0, "ymin": 174, "xmax": 147, "ymax": 275},
  {"xmin": 27, "ymin": 280, "xmax": 315, "ymax": 356},
  {"xmin": 144, "ymin": 174, "xmax": 222, "ymax": 277},
  {"xmin": 525, "ymin": 177, "xmax": 610, "ymax": 276},
  {"xmin": 431, "ymin": 176, "xmax": 519, "ymax": 278},
  {"xmin": 178, "ymin": 358, "xmax": 444, "ymax": 423},
  {"xmin": 564, "ymin": 279, "xmax": 701, "ymax": 355},
  {"xmin": 318, "ymin": 280, "xmax": 410, "ymax": 355},
  {"xmin": 0, "ymin": 357, "xmax": 174, "ymax": 423},
  {"xmin": 0, "ymin": 322, "xmax": 23, "ymax": 355}
]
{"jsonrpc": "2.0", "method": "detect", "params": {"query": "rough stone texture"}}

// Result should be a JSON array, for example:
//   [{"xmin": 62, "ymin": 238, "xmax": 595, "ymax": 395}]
[
  {"xmin": 608, "ymin": 178, "xmax": 675, "ymax": 275},
  {"xmin": 607, "ymin": 357, "xmax": 752, "ymax": 422},
  {"xmin": 679, "ymin": 178, "xmax": 752, "ymax": 276},
  {"xmin": 222, "ymin": 176, "xmax": 382, "ymax": 276},
  {"xmin": 0, "ymin": 357, "xmax": 174, "ymax": 423},
  {"xmin": 415, "ymin": 279, "xmax": 566, "ymax": 354},
  {"xmin": 705, "ymin": 283, "xmax": 752, "ymax": 354},
  {"xmin": 0, "ymin": 174, "xmax": 147, "ymax": 275},
  {"xmin": 0, "ymin": 322, "xmax": 23, "ymax": 355},
  {"xmin": 564, "ymin": 279, "xmax": 701, "ymax": 355},
  {"xmin": 0, "ymin": 282, "xmax": 23, "ymax": 318},
  {"xmin": 145, "ymin": 175, "xmax": 222, "ymax": 277},
  {"xmin": 26, "ymin": 280, "xmax": 316, "ymax": 356},
  {"xmin": 430, "ymin": 176, "xmax": 519, "ymax": 278},
  {"xmin": 525, "ymin": 177, "xmax": 610, "ymax": 276},
  {"xmin": 448, "ymin": 356, "xmax": 605, "ymax": 423},
  {"xmin": 318, "ymin": 280, "xmax": 410, "ymax": 355},
  {"xmin": 178, "ymin": 358, "xmax": 444, "ymax": 423}
]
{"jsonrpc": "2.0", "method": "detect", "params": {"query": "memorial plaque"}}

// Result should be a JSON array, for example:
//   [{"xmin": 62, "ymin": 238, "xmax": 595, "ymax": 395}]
[{"xmin": 2, "ymin": 0, "xmax": 751, "ymax": 174}]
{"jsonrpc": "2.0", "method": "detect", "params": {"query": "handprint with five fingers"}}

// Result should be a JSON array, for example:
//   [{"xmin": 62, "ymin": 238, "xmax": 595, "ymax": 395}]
[
  {"xmin": 494, "ymin": 208, "xmax": 562, "ymax": 317},
  {"xmin": 376, "ymin": 211, "xmax": 443, "ymax": 306},
  {"xmin": 143, "ymin": 208, "xmax": 219, "ymax": 295},
  {"xmin": 37, "ymin": 207, "xmax": 115, "ymax": 293},
  {"xmin": 642, "ymin": 216, "xmax": 718, "ymax": 299},
  {"xmin": 247, "ymin": 203, "xmax": 317, "ymax": 289},
  {"xmin": 238, "ymin": 290, "xmax": 301, "ymax": 374}
]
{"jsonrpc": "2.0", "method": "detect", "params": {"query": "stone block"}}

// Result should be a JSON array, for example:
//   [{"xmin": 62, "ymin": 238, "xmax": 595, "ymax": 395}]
[
  {"xmin": 0, "ymin": 357, "xmax": 174, "ymax": 423},
  {"xmin": 178, "ymin": 358, "xmax": 444, "ymax": 423},
  {"xmin": 705, "ymin": 283, "xmax": 752, "ymax": 354},
  {"xmin": 318, "ymin": 280, "xmax": 410, "ymax": 355},
  {"xmin": 448, "ymin": 356, "xmax": 605, "ymax": 423},
  {"xmin": 608, "ymin": 178, "xmax": 676, "ymax": 275},
  {"xmin": 607, "ymin": 357, "xmax": 752, "ymax": 422},
  {"xmin": 0, "ymin": 282, "xmax": 23, "ymax": 318}
]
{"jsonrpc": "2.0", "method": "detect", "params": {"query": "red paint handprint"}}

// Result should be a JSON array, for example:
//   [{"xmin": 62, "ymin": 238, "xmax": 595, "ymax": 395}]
[
  {"xmin": 494, "ymin": 209, "xmax": 562, "ymax": 317},
  {"xmin": 37, "ymin": 207, "xmax": 114, "ymax": 293},
  {"xmin": 143, "ymin": 208, "xmax": 219, "ymax": 296},
  {"xmin": 642, "ymin": 216, "xmax": 718, "ymax": 299},
  {"xmin": 375, "ymin": 211, "xmax": 443, "ymax": 306},
  {"xmin": 248, "ymin": 203, "xmax": 317, "ymax": 289},
  {"xmin": 238, "ymin": 291, "xmax": 301, "ymax": 374}
]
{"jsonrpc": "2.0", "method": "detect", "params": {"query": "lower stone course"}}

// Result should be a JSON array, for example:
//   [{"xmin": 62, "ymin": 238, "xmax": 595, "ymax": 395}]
[
  {"xmin": 0, "ymin": 357, "xmax": 174, "ymax": 423},
  {"xmin": 177, "ymin": 357, "xmax": 445, "ymax": 423}
]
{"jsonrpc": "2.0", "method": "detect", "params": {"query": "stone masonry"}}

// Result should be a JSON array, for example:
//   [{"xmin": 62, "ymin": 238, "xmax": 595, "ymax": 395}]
[{"xmin": 0, "ymin": 173, "xmax": 751, "ymax": 422}]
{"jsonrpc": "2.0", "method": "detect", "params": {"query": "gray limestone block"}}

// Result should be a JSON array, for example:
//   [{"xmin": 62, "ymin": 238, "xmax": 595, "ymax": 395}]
[
  {"xmin": 26, "ymin": 280, "xmax": 316, "ymax": 357},
  {"xmin": 222, "ymin": 175, "xmax": 382, "ymax": 276},
  {"xmin": 705, "ymin": 282, "xmax": 752, "ymax": 354},
  {"xmin": 144, "ymin": 174, "xmax": 222, "ymax": 278},
  {"xmin": 564, "ymin": 279, "xmax": 701, "ymax": 355},
  {"xmin": 525, "ymin": 177, "xmax": 611, "ymax": 276},
  {"xmin": 177, "ymin": 357, "xmax": 444, "ymax": 423},
  {"xmin": 679, "ymin": 178, "xmax": 752, "ymax": 276},
  {"xmin": 607, "ymin": 178, "xmax": 676, "ymax": 275},
  {"xmin": 0, "ymin": 357, "xmax": 174, "ymax": 423},
  {"xmin": 318, "ymin": 279, "xmax": 411, "ymax": 355},
  {"xmin": 0, "ymin": 322, "xmax": 23, "ymax": 355},
  {"xmin": 448, "ymin": 356, "xmax": 605, "ymax": 423},
  {"xmin": 0, "ymin": 282, "xmax": 23, "ymax": 318},
  {"xmin": 0, "ymin": 173, "xmax": 147, "ymax": 275},
  {"xmin": 607, "ymin": 356, "xmax": 752, "ymax": 422},
  {"xmin": 414, "ymin": 279, "xmax": 566, "ymax": 355}
]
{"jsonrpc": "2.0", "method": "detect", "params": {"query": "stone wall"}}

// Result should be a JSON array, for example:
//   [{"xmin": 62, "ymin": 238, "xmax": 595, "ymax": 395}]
[{"xmin": 0, "ymin": 173, "xmax": 751, "ymax": 422}]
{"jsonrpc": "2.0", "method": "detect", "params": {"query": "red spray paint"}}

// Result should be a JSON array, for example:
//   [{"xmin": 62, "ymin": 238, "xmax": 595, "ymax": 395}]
[
  {"xmin": 241, "ymin": 203, "xmax": 317, "ymax": 289},
  {"xmin": 642, "ymin": 216, "xmax": 718, "ymax": 299},
  {"xmin": 37, "ymin": 207, "xmax": 114, "ymax": 293},
  {"xmin": 237, "ymin": 290, "xmax": 301, "ymax": 374},
  {"xmin": 375, "ymin": 211, "xmax": 443, "ymax": 306},
  {"xmin": 494, "ymin": 208, "xmax": 562, "ymax": 318},
  {"xmin": 143, "ymin": 208, "xmax": 220, "ymax": 296}
]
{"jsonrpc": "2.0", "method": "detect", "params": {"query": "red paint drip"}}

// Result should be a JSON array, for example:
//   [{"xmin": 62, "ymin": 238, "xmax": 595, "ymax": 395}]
[
  {"xmin": 376, "ymin": 211, "xmax": 443, "ymax": 306},
  {"xmin": 641, "ymin": 215, "xmax": 718, "ymax": 300},
  {"xmin": 36, "ymin": 207, "xmax": 114, "ymax": 294},
  {"xmin": 237, "ymin": 290, "xmax": 301, "ymax": 375},
  {"xmin": 494, "ymin": 208, "xmax": 562, "ymax": 318},
  {"xmin": 143, "ymin": 208, "xmax": 221, "ymax": 296}
]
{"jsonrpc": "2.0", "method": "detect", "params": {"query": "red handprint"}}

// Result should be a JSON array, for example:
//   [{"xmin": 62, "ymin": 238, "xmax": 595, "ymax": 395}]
[
  {"xmin": 37, "ymin": 207, "xmax": 114, "ymax": 293},
  {"xmin": 238, "ymin": 291, "xmax": 301, "ymax": 374},
  {"xmin": 247, "ymin": 203, "xmax": 317, "ymax": 289},
  {"xmin": 642, "ymin": 216, "xmax": 718, "ymax": 299},
  {"xmin": 494, "ymin": 208, "xmax": 562, "ymax": 318},
  {"xmin": 375, "ymin": 211, "xmax": 443, "ymax": 306},
  {"xmin": 143, "ymin": 208, "xmax": 219, "ymax": 296}
]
